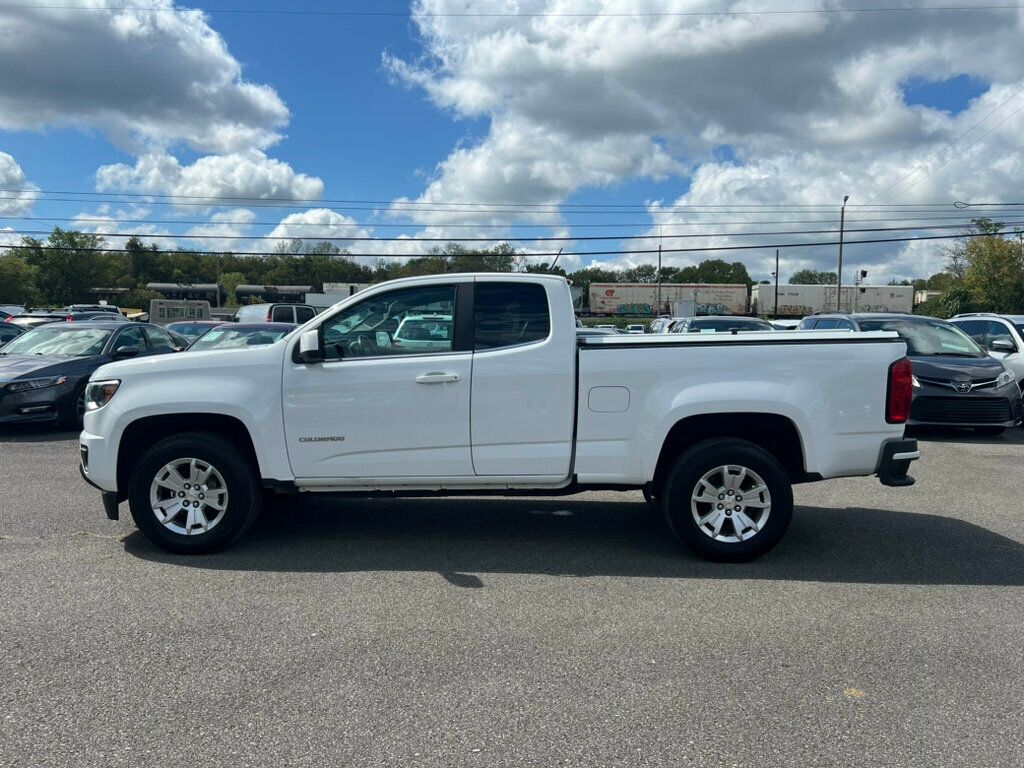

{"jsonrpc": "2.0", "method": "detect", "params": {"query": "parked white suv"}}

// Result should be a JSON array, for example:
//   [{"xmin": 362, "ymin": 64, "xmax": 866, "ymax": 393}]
[{"xmin": 949, "ymin": 314, "xmax": 1024, "ymax": 389}]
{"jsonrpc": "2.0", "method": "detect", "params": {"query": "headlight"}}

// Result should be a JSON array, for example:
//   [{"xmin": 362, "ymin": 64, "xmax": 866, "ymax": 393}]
[
  {"xmin": 996, "ymin": 369, "xmax": 1016, "ymax": 388},
  {"xmin": 911, "ymin": 374, "xmax": 921, "ymax": 388},
  {"xmin": 84, "ymin": 379, "xmax": 120, "ymax": 411},
  {"xmin": 5, "ymin": 375, "xmax": 66, "ymax": 392}
]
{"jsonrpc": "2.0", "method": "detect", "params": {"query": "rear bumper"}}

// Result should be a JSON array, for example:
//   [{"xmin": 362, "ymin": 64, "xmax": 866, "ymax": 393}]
[{"xmin": 876, "ymin": 438, "xmax": 919, "ymax": 487}]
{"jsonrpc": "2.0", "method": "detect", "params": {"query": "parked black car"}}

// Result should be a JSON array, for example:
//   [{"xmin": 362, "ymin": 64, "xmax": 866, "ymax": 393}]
[
  {"xmin": 0, "ymin": 321, "xmax": 182, "ymax": 426},
  {"xmin": 804, "ymin": 313, "xmax": 1022, "ymax": 434}
]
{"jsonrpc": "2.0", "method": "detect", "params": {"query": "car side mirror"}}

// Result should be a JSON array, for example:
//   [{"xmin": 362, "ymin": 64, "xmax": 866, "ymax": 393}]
[
  {"xmin": 296, "ymin": 328, "xmax": 323, "ymax": 363},
  {"xmin": 112, "ymin": 345, "xmax": 141, "ymax": 359},
  {"xmin": 990, "ymin": 338, "xmax": 1016, "ymax": 353}
]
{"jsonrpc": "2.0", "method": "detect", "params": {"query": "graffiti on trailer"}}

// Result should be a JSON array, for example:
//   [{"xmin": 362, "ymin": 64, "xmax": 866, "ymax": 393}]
[
  {"xmin": 615, "ymin": 303, "xmax": 655, "ymax": 315},
  {"xmin": 855, "ymin": 303, "xmax": 897, "ymax": 312},
  {"xmin": 696, "ymin": 303, "xmax": 730, "ymax": 316}
]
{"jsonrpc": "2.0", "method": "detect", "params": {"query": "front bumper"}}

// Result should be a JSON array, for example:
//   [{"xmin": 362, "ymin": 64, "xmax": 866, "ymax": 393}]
[
  {"xmin": 908, "ymin": 382, "xmax": 1022, "ymax": 427},
  {"xmin": 876, "ymin": 438, "xmax": 919, "ymax": 487},
  {"xmin": 0, "ymin": 382, "xmax": 73, "ymax": 424},
  {"xmin": 79, "ymin": 462, "xmax": 121, "ymax": 520}
]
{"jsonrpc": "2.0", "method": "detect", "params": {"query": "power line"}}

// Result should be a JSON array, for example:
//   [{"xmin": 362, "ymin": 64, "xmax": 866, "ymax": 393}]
[
  {"xmin": 4, "ymin": 187, "xmax": 1022, "ymax": 212},
  {"xmin": 4, "ymin": 3, "xmax": 1022, "ymax": 17},
  {"xmin": 9, "ymin": 219, "xmax": 1024, "ymax": 244},
  {"xmin": 0, "ymin": 229, "xmax": 1010, "ymax": 259},
  {"xmin": 2, "ymin": 212, "xmax": 1007, "ymax": 230}
]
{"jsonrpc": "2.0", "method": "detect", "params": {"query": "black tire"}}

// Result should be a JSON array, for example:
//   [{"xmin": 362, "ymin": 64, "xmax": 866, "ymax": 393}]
[
  {"xmin": 662, "ymin": 438, "xmax": 793, "ymax": 562},
  {"xmin": 974, "ymin": 426, "xmax": 1006, "ymax": 436},
  {"xmin": 128, "ymin": 431, "xmax": 262, "ymax": 554},
  {"xmin": 63, "ymin": 383, "xmax": 87, "ymax": 429}
]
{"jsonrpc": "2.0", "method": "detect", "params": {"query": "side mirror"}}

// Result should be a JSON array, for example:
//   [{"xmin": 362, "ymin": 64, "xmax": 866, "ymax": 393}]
[
  {"xmin": 296, "ymin": 329, "xmax": 323, "ymax": 364},
  {"xmin": 990, "ymin": 338, "xmax": 1016, "ymax": 353},
  {"xmin": 112, "ymin": 345, "xmax": 141, "ymax": 359}
]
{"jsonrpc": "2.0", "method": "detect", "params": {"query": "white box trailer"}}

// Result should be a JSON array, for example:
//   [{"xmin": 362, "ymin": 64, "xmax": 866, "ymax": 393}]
[
  {"xmin": 751, "ymin": 284, "xmax": 914, "ymax": 317},
  {"xmin": 588, "ymin": 283, "xmax": 748, "ymax": 315},
  {"xmin": 148, "ymin": 300, "xmax": 211, "ymax": 325}
]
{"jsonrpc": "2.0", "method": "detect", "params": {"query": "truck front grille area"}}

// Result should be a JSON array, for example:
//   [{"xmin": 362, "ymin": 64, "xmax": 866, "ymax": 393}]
[{"xmin": 911, "ymin": 396, "xmax": 1012, "ymax": 424}]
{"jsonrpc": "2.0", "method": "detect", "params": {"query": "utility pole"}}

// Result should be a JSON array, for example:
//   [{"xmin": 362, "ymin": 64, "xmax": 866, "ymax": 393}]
[
  {"xmin": 656, "ymin": 243, "xmax": 663, "ymax": 315},
  {"xmin": 837, "ymin": 195, "xmax": 849, "ymax": 311},
  {"xmin": 774, "ymin": 249, "xmax": 780, "ymax": 319},
  {"xmin": 215, "ymin": 253, "xmax": 222, "ymax": 308}
]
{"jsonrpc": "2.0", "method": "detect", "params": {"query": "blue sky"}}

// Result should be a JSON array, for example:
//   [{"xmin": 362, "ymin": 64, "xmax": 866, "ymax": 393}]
[{"xmin": 1, "ymin": 1, "xmax": 1023, "ymax": 282}]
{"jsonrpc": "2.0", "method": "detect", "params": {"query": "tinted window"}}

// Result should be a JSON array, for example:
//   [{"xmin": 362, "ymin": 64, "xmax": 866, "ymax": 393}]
[
  {"xmin": 145, "ymin": 327, "xmax": 177, "ymax": 352},
  {"xmin": 474, "ymin": 283, "xmax": 550, "ymax": 350},
  {"xmin": 320, "ymin": 285, "xmax": 456, "ymax": 360},
  {"xmin": 271, "ymin": 306, "xmax": 294, "ymax": 323},
  {"xmin": 812, "ymin": 318, "xmax": 841, "ymax": 329},
  {"xmin": 985, "ymin": 320, "xmax": 1016, "ymax": 350},
  {"xmin": 295, "ymin": 306, "xmax": 316, "ymax": 323},
  {"xmin": 115, "ymin": 326, "xmax": 147, "ymax": 351},
  {"xmin": 953, "ymin": 319, "xmax": 987, "ymax": 345},
  {"xmin": 0, "ymin": 325, "xmax": 23, "ymax": 342}
]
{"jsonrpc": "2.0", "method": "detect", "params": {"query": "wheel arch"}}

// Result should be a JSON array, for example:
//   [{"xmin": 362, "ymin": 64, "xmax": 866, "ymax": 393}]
[
  {"xmin": 117, "ymin": 414, "xmax": 260, "ymax": 495},
  {"xmin": 651, "ymin": 412, "xmax": 808, "ymax": 497}
]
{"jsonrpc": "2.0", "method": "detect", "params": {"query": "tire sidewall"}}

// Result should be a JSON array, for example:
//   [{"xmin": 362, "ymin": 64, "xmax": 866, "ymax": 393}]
[
  {"xmin": 663, "ymin": 440, "xmax": 793, "ymax": 562},
  {"xmin": 128, "ymin": 436, "xmax": 258, "ymax": 554}
]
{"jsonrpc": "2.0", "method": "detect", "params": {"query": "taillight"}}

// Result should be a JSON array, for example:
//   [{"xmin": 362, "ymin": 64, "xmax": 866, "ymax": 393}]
[
  {"xmin": 66, "ymin": 315, "xmax": 74, "ymax": 322},
  {"xmin": 887, "ymin": 357, "xmax": 913, "ymax": 424},
  {"xmin": 267, "ymin": 310, "xmax": 273, "ymax": 321}
]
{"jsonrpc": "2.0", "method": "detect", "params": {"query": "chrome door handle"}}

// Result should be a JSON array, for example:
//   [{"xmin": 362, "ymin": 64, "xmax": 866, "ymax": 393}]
[{"xmin": 415, "ymin": 372, "xmax": 460, "ymax": 384}]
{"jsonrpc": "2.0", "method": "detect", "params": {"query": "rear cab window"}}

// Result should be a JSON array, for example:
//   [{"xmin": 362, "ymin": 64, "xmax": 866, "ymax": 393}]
[
  {"xmin": 474, "ymin": 282, "xmax": 551, "ymax": 350},
  {"xmin": 271, "ymin": 306, "xmax": 294, "ymax": 323}
]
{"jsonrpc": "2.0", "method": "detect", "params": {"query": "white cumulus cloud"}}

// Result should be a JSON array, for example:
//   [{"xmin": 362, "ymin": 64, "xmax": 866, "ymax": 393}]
[{"xmin": 0, "ymin": 152, "xmax": 39, "ymax": 216}]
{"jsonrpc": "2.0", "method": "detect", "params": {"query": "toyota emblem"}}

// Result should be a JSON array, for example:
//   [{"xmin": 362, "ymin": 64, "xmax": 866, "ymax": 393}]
[{"xmin": 955, "ymin": 381, "xmax": 971, "ymax": 393}]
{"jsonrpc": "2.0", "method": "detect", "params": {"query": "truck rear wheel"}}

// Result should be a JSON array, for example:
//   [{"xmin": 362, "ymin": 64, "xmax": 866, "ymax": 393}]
[
  {"xmin": 127, "ymin": 432, "xmax": 262, "ymax": 554},
  {"xmin": 662, "ymin": 438, "xmax": 793, "ymax": 562}
]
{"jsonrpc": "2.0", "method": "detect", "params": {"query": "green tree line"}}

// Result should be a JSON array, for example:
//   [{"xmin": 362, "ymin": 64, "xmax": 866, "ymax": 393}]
[{"xmin": 0, "ymin": 229, "xmax": 754, "ymax": 309}]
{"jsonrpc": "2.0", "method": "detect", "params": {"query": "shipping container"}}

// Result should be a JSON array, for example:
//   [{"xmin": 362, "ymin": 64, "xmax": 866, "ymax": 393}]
[
  {"xmin": 750, "ymin": 284, "xmax": 914, "ymax": 317},
  {"xmin": 588, "ymin": 283, "xmax": 748, "ymax": 316}
]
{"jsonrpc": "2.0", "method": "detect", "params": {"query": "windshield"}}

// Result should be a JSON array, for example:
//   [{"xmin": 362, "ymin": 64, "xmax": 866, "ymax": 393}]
[
  {"xmin": 1, "ymin": 326, "xmax": 113, "ymax": 356},
  {"xmin": 189, "ymin": 327, "xmax": 289, "ymax": 351},
  {"xmin": 858, "ymin": 318, "xmax": 985, "ymax": 357},
  {"xmin": 688, "ymin": 318, "xmax": 773, "ymax": 332},
  {"xmin": 167, "ymin": 323, "xmax": 214, "ymax": 340}
]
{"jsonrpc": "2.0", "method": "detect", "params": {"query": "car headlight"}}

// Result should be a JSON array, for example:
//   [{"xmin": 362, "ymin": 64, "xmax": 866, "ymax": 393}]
[
  {"xmin": 996, "ymin": 369, "xmax": 1016, "ymax": 388},
  {"xmin": 5, "ymin": 375, "xmax": 67, "ymax": 393},
  {"xmin": 911, "ymin": 374, "xmax": 921, "ymax": 388},
  {"xmin": 84, "ymin": 379, "xmax": 120, "ymax": 411}
]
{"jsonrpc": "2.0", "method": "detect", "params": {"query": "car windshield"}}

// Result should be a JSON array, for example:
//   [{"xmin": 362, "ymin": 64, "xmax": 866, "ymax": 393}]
[
  {"xmin": 688, "ymin": 318, "xmax": 772, "ymax": 332},
  {"xmin": 858, "ymin": 318, "xmax": 985, "ymax": 357},
  {"xmin": 189, "ymin": 327, "xmax": 289, "ymax": 350},
  {"xmin": 0, "ymin": 326, "xmax": 112, "ymax": 356},
  {"xmin": 167, "ymin": 323, "xmax": 215, "ymax": 340}
]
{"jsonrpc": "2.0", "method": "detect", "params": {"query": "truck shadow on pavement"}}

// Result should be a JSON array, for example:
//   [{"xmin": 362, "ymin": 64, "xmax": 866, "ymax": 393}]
[{"xmin": 122, "ymin": 497, "xmax": 1024, "ymax": 587}]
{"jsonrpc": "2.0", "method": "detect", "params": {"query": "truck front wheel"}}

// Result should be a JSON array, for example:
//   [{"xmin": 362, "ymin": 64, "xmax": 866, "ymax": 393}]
[
  {"xmin": 127, "ymin": 432, "xmax": 262, "ymax": 554},
  {"xmin": 663, "ymin": 438, "xmax": 793, "ymax": 562}
]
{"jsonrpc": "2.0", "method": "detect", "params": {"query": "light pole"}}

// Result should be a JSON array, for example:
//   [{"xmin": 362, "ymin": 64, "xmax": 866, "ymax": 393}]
[
  {"xmin": 837, "ymin": 195, "xmax": 849, "ymax": 311},
  {"xmin": 773, "ymin": 249, "xmax": 780, "ymax": 319}
]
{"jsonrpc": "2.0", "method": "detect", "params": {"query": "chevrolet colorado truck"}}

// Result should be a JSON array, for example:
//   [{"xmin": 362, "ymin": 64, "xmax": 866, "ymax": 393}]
[{"xmin": 79, "ymin": 273, "xmax": 918, "ymax": 561}]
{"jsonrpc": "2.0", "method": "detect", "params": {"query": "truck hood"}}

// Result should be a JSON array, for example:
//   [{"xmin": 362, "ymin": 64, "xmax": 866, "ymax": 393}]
[{"xmin": 92, "ymin": 342, "xmax": 287, "ymax": 381}]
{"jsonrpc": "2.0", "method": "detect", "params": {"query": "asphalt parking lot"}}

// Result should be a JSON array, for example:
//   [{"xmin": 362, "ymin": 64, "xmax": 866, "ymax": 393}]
[{"xmin": 1, "ymin": 426, "xmax": 1022, "ymax": 768}]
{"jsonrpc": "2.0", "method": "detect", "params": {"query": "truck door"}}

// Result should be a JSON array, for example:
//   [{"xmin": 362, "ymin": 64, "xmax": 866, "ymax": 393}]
[
  {"xmin": 470, "ymin": 280, "xmax": 575, "ymax": 477},
  {"xmin": 282, "ymin": 281, "xmax": 475, "ymax": 479}
]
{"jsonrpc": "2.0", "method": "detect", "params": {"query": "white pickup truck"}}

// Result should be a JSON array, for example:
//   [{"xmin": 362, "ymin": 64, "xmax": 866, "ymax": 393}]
[{"xmin": 79, "ymin": 273, "xmax": 919, "ymax": 561}]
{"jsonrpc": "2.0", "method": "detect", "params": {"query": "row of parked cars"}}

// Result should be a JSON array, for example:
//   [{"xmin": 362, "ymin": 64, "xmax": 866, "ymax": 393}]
[
  {"xmin": 627, "ymin": 310, "xmax": 1024, "ymax": 435},
  {"xmin": 0, "ymin": 303, "xmax": 304, "ymax": 428}
]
